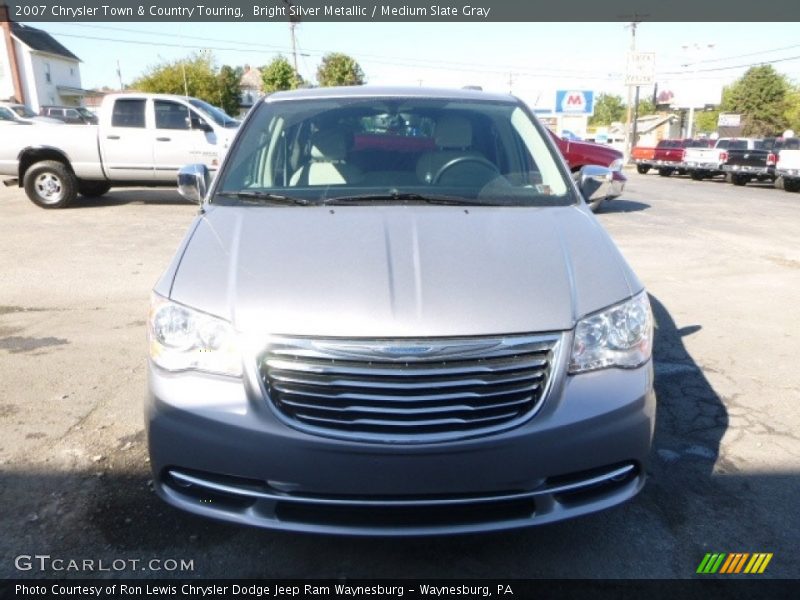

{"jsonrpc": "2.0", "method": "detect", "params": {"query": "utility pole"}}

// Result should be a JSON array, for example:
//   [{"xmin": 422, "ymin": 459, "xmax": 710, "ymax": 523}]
[
  {"xmin": 284, "ymin": 0, "xmax": 300, "ymax": 84},
  {"xmin": 116, "ymin": 60, "xmax": 123, "ymax": 90},
  {"xmin": 290, "ymin": 21, "xmax": 299, "ymax": 74},
  {"xmin": 508, "ymin": 72, "xmax": 514, "ymax": 94},
  {"xmin": 624, "ymin": 21, "xmax": 638, "ymax": 162}
]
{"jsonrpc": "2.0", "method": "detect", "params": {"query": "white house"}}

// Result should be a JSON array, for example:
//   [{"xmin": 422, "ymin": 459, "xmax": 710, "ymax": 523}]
[
  {"xmin": 239, "ymin": 65, "xmax": 263, "ymax": 113},
  {"xmin": 1, "ymin": 10, "xmax": 89, "ymax": 111}
]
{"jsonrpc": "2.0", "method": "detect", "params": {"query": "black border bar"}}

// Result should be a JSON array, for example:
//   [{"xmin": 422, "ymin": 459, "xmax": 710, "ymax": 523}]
[
  {"xmin": 2, "ymin": 579, "xmax": 799, "ymax": 600},
  {"xmin": 3, "ymin": 0, "xmax": 800, "ymax": 22}
]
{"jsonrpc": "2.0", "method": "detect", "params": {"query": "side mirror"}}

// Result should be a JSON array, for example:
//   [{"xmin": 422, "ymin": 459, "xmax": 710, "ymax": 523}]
[
  {"xmin": 189, "ymin": 115, "xmax": 213, "ymax": 132},
  {"xmin": 574, "ymin": 165, "xmax": 613, "ymax": 204},
  {"xmin": 177, "ymin": 164, "xmax": 210, "ymax": 204}
]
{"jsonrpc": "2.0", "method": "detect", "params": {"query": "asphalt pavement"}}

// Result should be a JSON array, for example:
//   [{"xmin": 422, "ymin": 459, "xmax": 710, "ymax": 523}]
[{"xmin": 1, "ymin": 173, "xmax": 798, "ymax": 579}]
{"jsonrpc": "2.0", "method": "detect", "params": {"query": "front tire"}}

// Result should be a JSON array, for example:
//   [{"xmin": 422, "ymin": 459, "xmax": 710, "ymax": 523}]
[
  {"xmin": 78, "ymin": 180, "xmax": 112, "ymax": 197},
  {"xmin": 23, "ymin": 161, "xmax": 78, "ymax": 209},
  {"xmin": 690, "ymin": 171, "xmax": 704, "ymax": 181},
  {"xmin": 784, "ymin": 178, "xmax": 800, "ymax": 193},
  {"xmin": 657, "ymin": 168, "xmax": 673, "ymax": 177},
  {"xmin": 636, "ymin": 165, "xmax": 650, "ymax": 174}
]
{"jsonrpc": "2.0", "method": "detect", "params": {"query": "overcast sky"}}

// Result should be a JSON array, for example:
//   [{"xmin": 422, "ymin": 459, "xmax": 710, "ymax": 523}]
[{"xmin": 27, "ymin": 21, "xmax": 800, "ymax": 109}]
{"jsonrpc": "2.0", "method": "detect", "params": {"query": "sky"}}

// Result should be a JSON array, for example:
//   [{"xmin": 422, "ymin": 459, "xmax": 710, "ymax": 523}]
[{"xmin": 24, "ymin": 21, "xmax": 800, "ymax": 110}]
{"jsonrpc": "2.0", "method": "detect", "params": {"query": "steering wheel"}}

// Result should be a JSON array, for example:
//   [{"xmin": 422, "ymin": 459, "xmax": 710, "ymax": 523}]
[{"xmin": 432, "ymin": 156, "xmax": 501, "ymax": 185}]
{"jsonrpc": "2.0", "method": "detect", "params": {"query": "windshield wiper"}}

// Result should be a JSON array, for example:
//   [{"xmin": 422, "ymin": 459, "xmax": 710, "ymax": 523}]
[
  {"xmin": 320, "ymin": 192, "xmax": 494, "ymax": 206},
  {"xmin": 215, "ymin": 191, "xmax": 315, "ymax": 206}
]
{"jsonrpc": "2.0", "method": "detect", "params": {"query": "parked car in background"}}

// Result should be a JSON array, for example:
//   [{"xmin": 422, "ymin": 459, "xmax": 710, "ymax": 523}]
[
  {"xmin": 548, "ymin": 130, "xmax": 626, "ymax": 210},
  {"xmin": 39, "ymin": 105, "xmax": 99, "ymax": 125},
  {"xmin": 631, "ymin": 144, "xmax": 656, "ymax": 173},
  {"xmin": 147, "ymin": 86, "xmax": 655, "ymax": 536},
  {"xmin": 722, "ymin": 137, "xmax": 785, "ymax": 186},
  {"xmin": 0, "ymin": 93, "xmax": 239, "ymax": 208},
  {"xmin": 775, "ymin": 139, "xmax": 800, "ymax": 192},
  {"xmin": 0, "ymin": 102, "xmax": 62, "ymax": 125},
  {"xmin": 633, "ymin": 139, "xmax": 715, "ymax": 176},
  {"xmin": 683, "ymin": 138, "xmax": 762, "ymax": 180}
]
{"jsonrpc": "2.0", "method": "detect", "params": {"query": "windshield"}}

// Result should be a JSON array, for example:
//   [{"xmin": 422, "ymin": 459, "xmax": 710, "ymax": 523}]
[
  {"xmin": 188, "ymin": 98, "xmax": 239, "ymax": 128},
  {"xmin": 10, "ymin": 105, "xmax": 36, "ymax": 118},
  {"xmin": 215, "ymin": 96, "xmax": 573, "ymax": 207}
]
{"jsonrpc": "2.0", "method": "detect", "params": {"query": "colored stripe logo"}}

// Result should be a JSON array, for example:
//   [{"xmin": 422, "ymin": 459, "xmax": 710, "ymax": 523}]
[{"xmin": 696, "ymin": 552, "xmax": 773, "ymax": 574}]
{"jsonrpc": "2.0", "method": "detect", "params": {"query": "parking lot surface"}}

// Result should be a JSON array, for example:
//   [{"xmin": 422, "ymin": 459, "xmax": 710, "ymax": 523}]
[{"xmin": 1, "ymin": 174, "xmax": 798, "ymax": 578}]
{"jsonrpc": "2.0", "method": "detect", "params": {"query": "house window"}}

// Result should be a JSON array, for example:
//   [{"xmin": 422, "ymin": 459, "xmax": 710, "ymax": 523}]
[
  {"xmin": 45, "ymin": 63, "xmax": 52, "ymax": 84},
  {"xmin": 70, "ymin": 67, "xmax": 74, "ymax": 76}
]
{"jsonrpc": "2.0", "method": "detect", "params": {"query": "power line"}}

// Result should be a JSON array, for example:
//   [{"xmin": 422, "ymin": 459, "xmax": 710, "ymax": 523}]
[
  {"xmin": 682, "ymin": 42, "xmax": 800, "ymax": 66},
  {"xmin": 44, "ymin": 29, "xmax": 624, "ymax": 80},
  {"xmin": 50, "ymin": 22, "xmax": 610, "ymax": 78},
  {"xmin": 660, "ymin": 53, "xmax": 800, "ymax": 75},
  {"xmin": 62, "ymin": 22, "xmax": 293, "ymax": 52}
]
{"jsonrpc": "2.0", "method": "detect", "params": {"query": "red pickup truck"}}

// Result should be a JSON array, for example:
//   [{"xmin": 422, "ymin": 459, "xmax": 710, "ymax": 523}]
[
  {"xmin": 633, "ymin": 139, "xmax": 715, "ymax": 176},
  {"xmin": 548, "ymin": 130, "xmax": 626, "ymax": 208}
]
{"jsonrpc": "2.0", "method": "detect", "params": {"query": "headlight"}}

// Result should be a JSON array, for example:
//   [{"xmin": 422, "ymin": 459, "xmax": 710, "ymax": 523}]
[
  {"xmin": 569, "ymin": 291, "xmax": 652, "ymax": 374},
  {"xmin": 148, "ymin": 294, "xmax": 242, "ymax": 376},
  {"xmin": 609, "ymin": 158, "xmax": 623, "ymax": 171}
]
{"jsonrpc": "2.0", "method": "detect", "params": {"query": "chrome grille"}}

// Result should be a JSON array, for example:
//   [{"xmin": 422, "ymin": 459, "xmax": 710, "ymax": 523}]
[{"xmin": 258, "ymin": 334, "xmax": 560, "ymax": 443}]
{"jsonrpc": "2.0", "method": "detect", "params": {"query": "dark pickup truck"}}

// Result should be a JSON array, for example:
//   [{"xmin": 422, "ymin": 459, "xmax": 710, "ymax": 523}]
[{"xmin": 721, "ymin": 137, "xmax": 787, "ymax": 186}]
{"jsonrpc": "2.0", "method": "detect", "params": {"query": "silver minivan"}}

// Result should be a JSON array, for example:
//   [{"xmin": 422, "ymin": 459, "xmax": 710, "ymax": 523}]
[{"xmin": 146, "ymin": 87, "xmax": 655, "ymax": 535}]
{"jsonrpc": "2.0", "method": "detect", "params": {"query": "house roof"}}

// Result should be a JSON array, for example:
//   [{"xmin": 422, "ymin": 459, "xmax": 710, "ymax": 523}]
[
  {"xmin": 240, "ymin": 66, "xmax": 263, "ymax": 90},
  {"xmin": 636, "ymin": 114, "xmax": 678, "ymax": 135},
  {"xmin": 11, "ymin": 22, "xmax": 81, "ymax": 62}
]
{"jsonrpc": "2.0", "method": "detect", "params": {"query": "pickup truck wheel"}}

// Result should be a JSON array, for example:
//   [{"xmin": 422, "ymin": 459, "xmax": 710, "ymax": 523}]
[
  {"xmin": 657, "ymin": 168, "xmax": 673, "ymax": 177},
  {"xmin": 78, "ymin": 181, "xmax": 112, "ymax": 197},
  {"xmin": 23, "ymin": 161, "xmax": 78, "ymax": 209},
  {"xmin": 636, "ymin": 165, "xmax": 650, "ymax": 174},
  {"xmin": 690, "ymin": 171, "xmax": 704, "ymax": 181},
  {"xmin": 731, "ymin": 174, "xmax": 749, "ymax": 186},
  {"xmin": 784, "ymin": 178, "xmax": 800, "ymax": 193}
]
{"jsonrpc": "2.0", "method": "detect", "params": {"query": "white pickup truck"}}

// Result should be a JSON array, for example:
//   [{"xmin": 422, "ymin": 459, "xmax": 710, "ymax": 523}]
[
  {"xmin": 775, "ymin": 139, "xmax": 800, "ymax": 193},
  {"xmin": 0, "ymin": 93, "xmax": 239, "ymax": 208},
  {"xmin": 683, "ymin": 138, "xmax": 760, "ymax": 181}
]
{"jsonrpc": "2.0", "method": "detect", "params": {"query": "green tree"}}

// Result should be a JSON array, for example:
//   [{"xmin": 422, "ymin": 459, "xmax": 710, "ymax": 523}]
[
  {"xmin": 589, "ymin": 93, "xmax": 626, "ymax": 126},
  {"xmin": 720, "ymin": 65, "xmax": 790, "ymax": 136},
  {"xmin": 216, "ymin": 65, "xmax": 242, "ymax": 116},
  {"xmin": 316, "ymin": 53, "xmax": 365, "ymax": 87},
  {"xmin": 636, "ymin": 97, "xmax": 656, "ymax": 117},
  {"xmin": 695, "ymin": 109, "xmax": 720, "ymax": 134},
  {"xmin": 783, "ymin": 87, "xmax": 800, "ymax": 133},
  {"xmin": 132, "ymin": 53, "xmax": 219, "ymax": 102},
  {"xmin": 261, "ymin": 56, "xmax": 302, "ymax": 93}
]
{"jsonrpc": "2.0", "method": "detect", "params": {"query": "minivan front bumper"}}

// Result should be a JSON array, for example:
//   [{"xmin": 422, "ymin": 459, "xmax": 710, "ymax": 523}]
[{"xmin": 146, "ymin": 358, "xmax": 655, "ymax": 535}]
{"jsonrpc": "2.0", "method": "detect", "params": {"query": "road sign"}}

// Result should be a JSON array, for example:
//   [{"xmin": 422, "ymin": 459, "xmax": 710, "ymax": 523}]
[
  {"xmin": 554, "ymin": 90, "xmax": 594, "ymax": 115},
  {"xmin": 718, "ymin": 113, "xmax": 741, "ymax": 127},
  {"xmin": 625, "ymin": 52, "xmax": 656, "ymax": 86}
]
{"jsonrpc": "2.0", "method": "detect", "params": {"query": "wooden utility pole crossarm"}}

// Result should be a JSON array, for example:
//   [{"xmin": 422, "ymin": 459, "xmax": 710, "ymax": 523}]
[{"xmin": 1, "ymin": 3, "xmax": 25, "ymax": 103}]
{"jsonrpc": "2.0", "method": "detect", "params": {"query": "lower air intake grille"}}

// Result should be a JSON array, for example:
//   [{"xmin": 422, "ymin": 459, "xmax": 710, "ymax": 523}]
[{"xmin": 259, "ymin": 333, "xmax": 560, "ymax": 443}]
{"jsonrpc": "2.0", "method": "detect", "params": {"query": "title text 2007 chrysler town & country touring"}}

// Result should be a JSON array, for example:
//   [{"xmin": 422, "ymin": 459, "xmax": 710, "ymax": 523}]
[{"xmin": 146, "ymin": 87, "xmax": 655, "ymax": 535}]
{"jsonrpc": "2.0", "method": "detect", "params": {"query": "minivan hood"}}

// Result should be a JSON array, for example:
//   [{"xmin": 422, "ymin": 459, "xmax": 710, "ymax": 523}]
[{"xmin": 168, "ymin": 205, "xmax": 640, "ymax": 337}]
